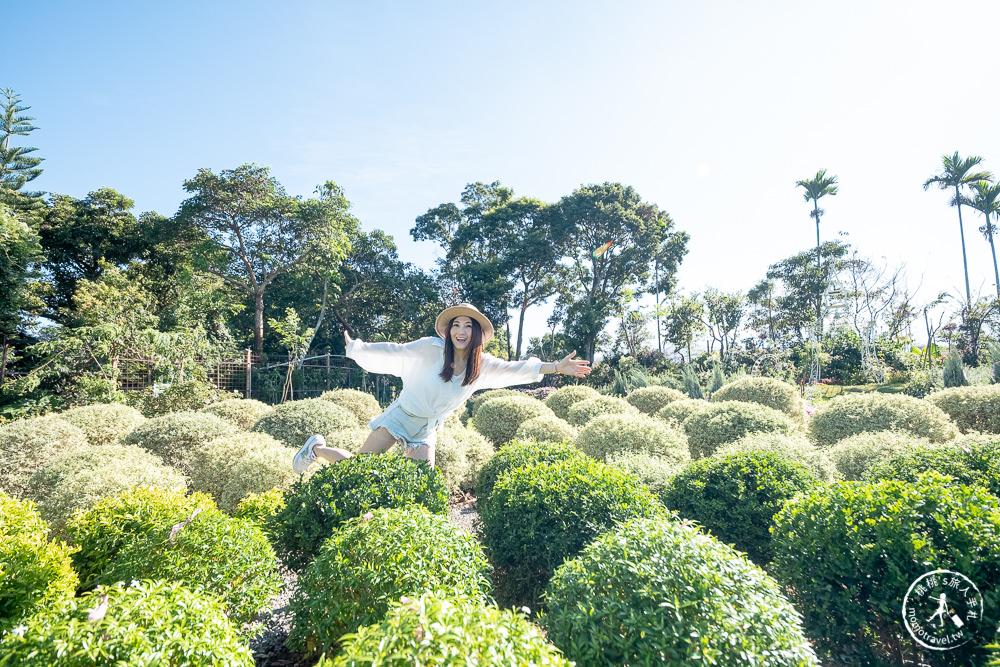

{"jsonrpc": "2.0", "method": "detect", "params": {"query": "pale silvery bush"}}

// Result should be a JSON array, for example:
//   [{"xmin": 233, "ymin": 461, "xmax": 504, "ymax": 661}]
[
  {"xmin": 604, "ymin": 451, "xmax": 682, "ymax": 495},
  {"xmin": 252, "ymin": 398, "xmax": 356, "ymax": 447},
  {"xmin": 544, "ymin": 385, "xmax": 601, "ymax": 421},
  {"xmin": 515, "ymin": 414, "xmax": 578, "ymax": 444},
  {"xmin": 655, "ymin": 399, "xmax": 710, "ymax": 427},
  {"xmin": 219, "ymin": 445, "xmax": 298, "ymax": 513},
  {"xmin": 201, "ymin": 399, "xmax": 273, "ymax": 430},
  {"xmin": 319, "ymin": 388, "xmax": 382, "ymax": 426},
  {"xmin": 575, "ymin": 413, "xmax": 689, "ymax": 466},
  {"xmin": 809, "ymin": 393, "xmax": 959, "ymax": 447},
  {"xmin": 123, "ymin": 411, "xmax": 240, "ymax": 474},
  {"xmin": 473, "ymin": 394, "xmax": 554, "ymax": 448},
  {"xmin": 0, "ymin": 416, "xmax": 88, "ymax": 498},
  {"xmin": 60, "ymin": 403, "xmax": 146, "ymax": 446},
  {"xmin": 188, "ymin": 432, "xmax": 288, "ymax": 503},
  {"xmin": 710, "ymin": 377, "xmax": 806, "ymax": 424},
  {"xmin": 926, "ymin": 385, "xmax": 1000, "ymax": 434},
  {"xmin": 625, "ymin": 386, "xmax": 687, "ymax": 416},
  {"xmin": 566, "ymin": 396, "xmax": 638, "ymax": 427},
  {"xmin": 433, "ymin": 421, "xmax": 472, "ymax": 495},
  {"xmin": 683, "ymin": 401, "xmax": 796, "ymax": 459},
  {"xmin": 716, "ymin": 432, "xmax": 839, "ymax": 482},
  {"xmin": 825, "ymin": 430, "xmax": 930, "ymax": 481}
]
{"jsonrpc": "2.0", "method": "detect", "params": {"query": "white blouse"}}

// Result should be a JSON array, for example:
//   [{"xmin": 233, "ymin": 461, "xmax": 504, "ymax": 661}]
[{"xmin": 346, "ymin": 336, "xmax": 544, "ymax": 430}]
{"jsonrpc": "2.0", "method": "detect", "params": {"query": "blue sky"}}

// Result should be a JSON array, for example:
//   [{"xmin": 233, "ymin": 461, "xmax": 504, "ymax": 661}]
[{"xmin": 9, "ymin": 0, "xmax": 1000, "ymax": 351}]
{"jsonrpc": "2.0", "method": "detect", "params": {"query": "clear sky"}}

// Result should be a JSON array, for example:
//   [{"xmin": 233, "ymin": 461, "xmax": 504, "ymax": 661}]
[{"xmin": 8, "ymin": 0, "xmax": 1000, "ymax": 351}]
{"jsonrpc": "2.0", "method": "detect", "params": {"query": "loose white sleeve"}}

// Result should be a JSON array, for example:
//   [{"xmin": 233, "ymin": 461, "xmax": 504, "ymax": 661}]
[
  {"xmin": 479, "ymin": 355, "xmax": 545, "ymax": 389},
  {"xmin": 346, "ymin": 337, "xmax": 442, "ymax": 379}
]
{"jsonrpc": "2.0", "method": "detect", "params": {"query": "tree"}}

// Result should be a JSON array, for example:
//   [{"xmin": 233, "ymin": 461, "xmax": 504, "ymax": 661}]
[
  {"xmin": 175, "ymin": 165, "xmax": 352, "ymax": 355},
  {"xmin": 963, "ymin": 180, "xmax": 1000, "ymax": 298},
  {"xmin": 923, "ymin": 152, "xmax": 993, "ymax": 305},
  {"xmin": 795, "ymin": 170, "xmax": 838, "ymax": 294},
  {"xmin": 747, "ymin": 279, "xmax": 779, "ymax": 342},
  {"xmin": 552, "ymin": 183, "xmax": 687, "ymax": 361},
  {"xmin": 0, "ymin": 205, "xmax": 44, "ymax": 387},
  {"xmin": 663, "ymin": 294, "xmax": 705, "ymax": 363},
  {"xmin": 701, "ymin": 287, "xmax": 745, "ymax": 358},
  {"xmin": 764, "ymin": 241, "xmax": 851, "ymax": 342},
  {"xmin": 0, "ymin": 89, "xmax": 44, "ymax": 214}
]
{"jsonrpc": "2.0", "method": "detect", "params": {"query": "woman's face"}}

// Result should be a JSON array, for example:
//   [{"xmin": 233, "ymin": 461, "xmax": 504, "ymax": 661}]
[{"xmin": 450, "ymin": 316, "xmax": 474, "ymax": 351}]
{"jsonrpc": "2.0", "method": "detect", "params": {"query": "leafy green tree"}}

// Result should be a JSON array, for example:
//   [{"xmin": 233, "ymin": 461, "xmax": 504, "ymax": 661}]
[
  {"xmin": 0, "ymin": 205, "xmax": 44, "ymax": 387},
  {"xmin": 746, "ymin": 279, "xmax": 779, "ymax": 341},
  {"xmin": 702, "ymin": 287, "xmax": 744, "ymax": 358},
  {"xmin": 175, "ymin": 166, "xmax": 352, "ymax": 354},
  {"xmin": 551, "ymin": 183, "xmax": 687, "ymax": 361},
  {"xmin": 923, "ymin": 152, "xmax": 993, "ymax": 305},
  {"xmin": 764, "ymin": 241, "xmax": 850, "ymax": 342},
  {"xmin": 963, "ymin": 180, "xmax": 1000, "ymax": 298},
  {"xmin": 664, "ymin": 294, "xmax": 705, "ymax": 363},
  {"xmin": 795, "ymin": 169, "xmax": 838, "ymax": 271},
  {"xmin": 0, "ymin": 89, "xmax": 44, "ymax": 214}
]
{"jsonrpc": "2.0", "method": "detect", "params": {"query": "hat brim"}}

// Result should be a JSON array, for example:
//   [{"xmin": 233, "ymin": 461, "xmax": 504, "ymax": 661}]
[{"xmin": 435, "ymin": 304, "xmax": 494, "ymax": 344}]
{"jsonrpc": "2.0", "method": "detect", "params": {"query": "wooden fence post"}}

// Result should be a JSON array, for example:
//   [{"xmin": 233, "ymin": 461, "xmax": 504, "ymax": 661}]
[
  {"xmin": 245, "ymin": 348, "xmax": 252, "ymax": 398},
  {"xmin": 325, "ymin": 352, "xmax": 331, "ymax": 391}
]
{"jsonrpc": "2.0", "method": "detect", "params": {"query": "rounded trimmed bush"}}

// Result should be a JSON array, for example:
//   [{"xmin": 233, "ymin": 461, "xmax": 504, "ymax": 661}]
[
  {"xmin": 514, "ymin": 414, "xmax": 577, "ymax": 444},
  {"xmin": 809, "ymin": 392, "xmax": 959, "ymax": 447},
  {"xmin": 655, "ymin": 398, "xmax": 710, "ymax": 426},
  {"xmin": 0, "ymin": 579, "xmax": 254, "ymax": 666},
  {"xmin": 865, "ymin": 439, "xmax": 1000, "ymax": 495},
  {"xmin": 125, "ymin": 378, "xmax": 238, "ymax": 417},
  {"xmin": 771, "ymin": 472, "xmax": 1000, "ymax": 665},
  {"xmin": 0, "ymin": 493, "xmax": 78, "ymax": 632},
  {"xmin": 70, "ymin": 487, "xmax": 281, "ymax": 626},
  {"xmin": 543, "ymin": 384, "xmax": 601, "ymax": 420},
  {"xmin": 287, "ymin": 506, "xmax": 492, "ymax": 657},
  {"xmin": 0, "ymin": 415, "xmax": 88, "ymax": 497},
  {"xmin": 28, "ymin": 444, "xmax": 186, "ymax": 534},
  {"xmin": 332, "ymin": 592, "xmax": 572, "ymax": 666},
  {"xmin": 625, "ymin": 385, "xmax": 687, "ymax": 416},
  {"xmin": 188, "ymin": 432, "xmax": 288, "ymax": 503},
  {"xmin": 268, "ymin": 454, "xmax": 447, "ymax": 572},
  {"xmin": 575, "ymin": 412, "xmax": 690, "ymax": 465},
  {"xmin": 438, "ymin": 419, "xmax": 494, "ymax": 493},
  {"xmin": 219, "ymin": 445, "xmax": 297, "ymax": 513},
  {"xmin": 716, "ymin": 431, "xmax": 839, "ymax": 482},
  {"xmin": 234, "ymin": 488, "xmax": 286, "ymax": 527},
  {"xmin": 475, "ymin": 439, "xmax": 588, "ymax": 501},
  {"xmin": 927, "ymin": 384, "xmax": 1000, "ymax": 434},
  {"xmin": 825, "ymin": 430, "xmax": 928, "ymax": 481},
  {"xmin": 467, "ymin": 388, "xmax": 521, "ymax": 420},
  {"xmin": 251, "ymin": 397, "xmax": 356, "ymax": 447},
  {"xmin": 319, "ymin": 388, "xmax": 382, "ymax": 426},
  {"xmin": 541, "ymin": 517, "xmax": 819, "ymax": 667},
  {"xmin": 603, "ymin": 451, "xmax": 681, "ymax": 496},
  {"xmin": 710, "ymin": 376, "xmax": 807, "ymax": 423},
  {"xmin": 201, "ymin": 398, "xmax": 273, "ymax": 430},
  {"xmin": 472, "ymin": 394, "xmax": 554, "ymax": 447},
  {"xmin": 123, "ymin": 410, "xmax": 239, "ymax": 473},
  {"xmin": 565, "ymin": 395, "xmax": 638, "ymax": 427},
  {"xmin": 477, "ymin": 457, "xmax": 666, "ymax": 608},
  {"xmin": 660, "ymin": 450, "xmax": 819, "ymax": 564},
  {"xmin": 683, "ymin": 400, "xmax": 797, "ymax": 459},
  {"xmin": 59, "ymin": 403, "xmax": 146, "ymax": 446}
]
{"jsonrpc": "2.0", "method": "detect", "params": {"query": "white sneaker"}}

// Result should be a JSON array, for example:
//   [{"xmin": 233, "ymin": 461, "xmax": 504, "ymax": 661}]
[{"xmin": 293, "ymin": 434, "xmax": 325, "ymax": 474}]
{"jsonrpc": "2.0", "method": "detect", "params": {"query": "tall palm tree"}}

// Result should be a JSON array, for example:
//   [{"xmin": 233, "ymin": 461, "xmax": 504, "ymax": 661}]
[
  {"xmin": 796, "ymin": 170, "xmax": 839, "ymax": 269},
  {"xmin": 964, "ymin": 180, "xmax": 1000, "ymax": 298},
  {"xmin": 923, "ymin": 152, "xmax": 992, "ymax": 305}
]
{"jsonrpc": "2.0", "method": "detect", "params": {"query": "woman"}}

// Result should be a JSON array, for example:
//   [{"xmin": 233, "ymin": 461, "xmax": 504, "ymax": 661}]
[{"xmin": 293, "ymin": 302, "xmax": 591, "ymax": 473}]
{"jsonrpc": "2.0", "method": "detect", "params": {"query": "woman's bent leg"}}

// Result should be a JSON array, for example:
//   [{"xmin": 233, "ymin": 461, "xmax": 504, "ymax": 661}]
[
  {"xmin": 358, "ymin": 427, "xmax": 399, "ymax": 455},
  {"xmin": 404, "ymin": 442, "xmax": 435, "ymax": 469},
  {"xmin": 314, "ymin": 445, "xmax": 352, "ymax": 463}
]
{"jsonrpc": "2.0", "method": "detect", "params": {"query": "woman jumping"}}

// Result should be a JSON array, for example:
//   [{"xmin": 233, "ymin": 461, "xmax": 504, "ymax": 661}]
[{"xmin": 292, "ymin": 302, "xmax": 591, "ymax": 473}]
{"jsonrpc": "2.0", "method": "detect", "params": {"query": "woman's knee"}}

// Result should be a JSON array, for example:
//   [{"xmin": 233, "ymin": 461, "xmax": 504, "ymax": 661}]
[{"xmin": 359, "ymin": 427, "xmax": 397, "ymax": 454}]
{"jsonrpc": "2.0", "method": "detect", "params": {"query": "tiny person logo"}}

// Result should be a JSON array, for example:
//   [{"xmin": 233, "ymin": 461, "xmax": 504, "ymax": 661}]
[{"xmin": 902, "ymin": 569, "xmax": 982, "ymax": 651}]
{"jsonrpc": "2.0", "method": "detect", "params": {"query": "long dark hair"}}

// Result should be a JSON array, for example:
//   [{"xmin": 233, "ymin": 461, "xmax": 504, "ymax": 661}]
[{"xmin": 440, "ymin": 317, "xmax": 483, "ymax": 386}]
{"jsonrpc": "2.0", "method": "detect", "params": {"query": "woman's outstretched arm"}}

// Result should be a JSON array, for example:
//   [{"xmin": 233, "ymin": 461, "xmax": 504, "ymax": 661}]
[
  {"xmin": 344, "ymin": 331, "xmax": 440, "ymax": 378},
  {"xmin": 480, "ymin": 350, "xmax": 592, "ymax": 389}
]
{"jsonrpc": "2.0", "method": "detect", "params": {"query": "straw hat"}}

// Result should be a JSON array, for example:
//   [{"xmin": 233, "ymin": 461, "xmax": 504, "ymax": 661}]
[{"xmin": 435, "ymin": 303, "xmax": 494, "ymax": 343}]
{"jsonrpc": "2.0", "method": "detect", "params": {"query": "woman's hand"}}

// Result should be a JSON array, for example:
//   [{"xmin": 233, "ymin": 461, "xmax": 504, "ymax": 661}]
[
  {"xmin": 344, "ymin": 330, "xmax": 353, "ymax": 347},
  {"xmin": 557, "ymin": 351, "xmax": 592, "ymax": 378}
]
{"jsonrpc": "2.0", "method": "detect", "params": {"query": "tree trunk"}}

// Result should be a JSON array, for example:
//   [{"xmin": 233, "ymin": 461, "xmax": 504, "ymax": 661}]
[
  {"xmin": 988, "ymin": 216, "xmax": 1000, "ymax": 299},
  {"xmin": 254, "ymin": 290, "xmax": 265, "ymax": 355},
  {"xmin": 515, "ymin": 301, "xmax": 527, "ymax": 361},
  {"xmin": 956, "ymin": 185, "xmax": 972, "ymax": 305},
  {"xmin": 814, "ymin": 201, "xmax": 821, "ymax": 268},
  {"xmin": 0, "ymin": 334, "xmax": 8, "ymax": 388}
]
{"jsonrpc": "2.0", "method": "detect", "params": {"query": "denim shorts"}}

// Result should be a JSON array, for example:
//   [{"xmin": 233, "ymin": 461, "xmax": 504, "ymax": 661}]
[{"xmin": 369, "ymin": 403, "xmax": 437, "ymax": 451}]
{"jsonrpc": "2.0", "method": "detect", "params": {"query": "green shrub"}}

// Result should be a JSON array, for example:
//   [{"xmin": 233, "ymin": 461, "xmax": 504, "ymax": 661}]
[
  {"xmin": 201, "ymin": 398, "xmax": 272, "ymax": 429},
  {"xmin": 716, "ymin": 432, "xmax": 839, "ymax": 482},
  {"xmin": 432, "ymin": 420, "xmax": 471, "ymax": 495},
  {"xmin": 603, "ymin": 451, "xmax": 681, "ymax": 496},
  {"xmin": 59, "ymin": 403, "xmax": 146, "ymax": 446},
  {"xmin": 219, "ymin": 444, "xmax": 297, "ymax": 513},
  {"xmin": 74, "ymin": 489, "xmax": 281, "ymax": 626},
  {"xmin": 655, "ymin": 398, "xmax": 710, "ymax": 426},
  {"xmin": 682, "ymin": 365, "xmax": 704, "ymax": 399},
  {"xmin": 927, "ymin": 385, "xmax": 1000, "ymax": 434},
  {"xmin": 809, "ymin": 392, "xmax": 959, "ymax": 447},
  {"xmin": 683, "ymin": 400, "xmax": 797, "ymax": 459},
  {"xmin": 28, "ymin": 444, "xmax": 186, "ymax": 534},
  {"xmin": 251, "ymin": 397, "xmax": 356, "ymax": 447},
  {"xmin": 771, "ymin": 472, "xmax": 1000, "ymax": 665},
  {"xmin": 825, "ymin": 430, "xmax": 928, "ymax": 481},
  {"xmin": 475, "ymin": 439, "xmax": 587, "ymax": 502},
  {"xmin": 440, "ymin": 419, "xmax": 494, "ymax": 493},
  {"xmin": 543, "ymin": 384, "xmax": 601, "ymax": 420},
  {"xmin": 65, "ymin": 486, "xmax": 219, "ymax": 589},
  {"xmin": 125, "ymin": 379, "xmax": 239, "ymax": 417},
  {"xmin": 287, "ymin": 506, "xmax": 492, "ymax": 657},
  {"xmin": 565, "ymin": 395, "xmax": 638, "ymax": 427},
  {"xmin": 710, "ymin": 376, "xmax": 806, "ymax": 423},
  {"xmin": 234, "ymin": 487, "xmax": 286, "ymax": 526},
  {"xmin": 660, "ymin": 451, "xmax": 819, "ymax": 564},
  {"xmin": 472, "ymin": 394, "xmax": 554, "ymax": 447},
  {"xmin": 0, "ymin": 579, "xmax": 254, "ymax": 666},
  {"xmin": 0, "ymin": 415, "xmax": 88, "ymax": 497},
  {"xmin": 187, "ymin": 432, "xmax": 287, "ymax": 503},
  {"xmin": 319, "ymin": 388, "xmax": 382, "ymax": 426},
  {"xmin": 625, "ymin": 385, "xmax": 687, "ymax": 416},
  {"xmin": 324, "ymin": 426, "xmax": 370, "ymax": 453},
  {"xmin": 477, "ymin": 457, "xmax": 665, "ymax": 608},
  {"xmin": 268, "ymin": 454, "xmax": 447, "ymax": 571},
  {"xmin": 467, "ymin": 388, "xmax": 521, "ymax": 420},
  {"xmin": 943, "ymin": 353, "xmax": 970, "ymax": 387},
  {"xmin": 514, "ymin": 414, "xmax": 577, "ymax": 444},
  {"xmin": 574, "ymin": 412, "xmax": 689, "ymax": 465},
  {"xmin": 541, "ymin": 517, "xmax": 819, "ymax": 667},
  {"xmin": 0, "ymin": 493, "xmax": 78, "ymax": 632},
  {"xmin": 332, "ymin": 592, "xmax": 572, "ymax": 666},
  {"xmin": 123, "ymin": 410, "xmax": 239, "ymax": 473},
  {"xmin": 864, "ymin": 439, "xmax": 1000, "ymax": 496}
]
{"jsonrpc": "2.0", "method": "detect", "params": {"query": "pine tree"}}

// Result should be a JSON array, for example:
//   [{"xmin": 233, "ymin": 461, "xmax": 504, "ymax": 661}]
[
  {"xmin": 942, "ymin": 354, "xmax": 969, "ymax": 388},
  {"xmin": 709, "ymin": 362, "xmax": 725, "ymax": 395},
  {"xmin": 682, "ymin": 365, "xmax": 704, "ymax": 399},
  {"xmin": 0, "ymin": 88, "xmax": 44, "ymax": 214}
]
